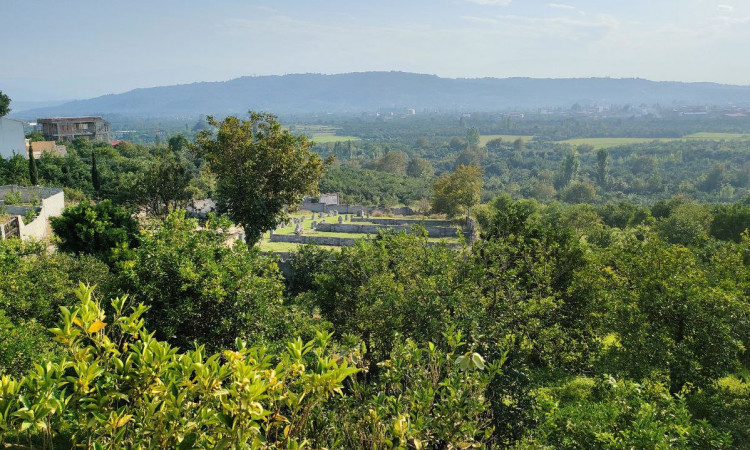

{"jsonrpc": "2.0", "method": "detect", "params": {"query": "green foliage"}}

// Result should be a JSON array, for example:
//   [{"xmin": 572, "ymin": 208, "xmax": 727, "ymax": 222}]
[
  {"xmin": 431, "ymin": 164, "xmax": 483, "ymax": 218},
  {"xmin": 554, "ymin": 149, "xmax": 579, "ymax": 189},
  {"xmin": 0, "ymin": 239, "xmax": 111, "ymax": 376},
  {"xmin": 196, "ymin": 111, "xmax": 328, "ymax": 245},
  {"xmin": 310, "ymin": 231, "xmax": 472, "ymax": 363},
  {"xmin": 0, "ymin": 312, "xmax": 55, "ymax": 378},
  {"xmin": 90, "ymin": 150, "xmax": 101, "ymax": 195},
  {"xmin": 0, "ymin": 91, "xmax": 9, "ymax": 117},
  {"xmin": 406, "ymin": 156, "xmax": 434, "ymax": 178},
  {"xmin": 375, "ymin": 151, "xmax": 409, "ymax": 175},
  {"xmin": 28, "ymin": 147, "xmax": 38, "ymax": 186},
  {"xmin": 466, "ymin": 127, "xmax": 480, "ymax": 148},
  {"xmin": 122, "ymin": 211, "xmax": 313, "ymax": 352},
  {"xmin": 3, "ymin": 190, "xmax": 21, "ymax": 205},
  {"xmin": 133, "ymin": 151, "xmax": 193, "ymax": 216},
  {"xmin": 0, "ymin": 284, "xmax": 359, "ymax": 448},
  {"xmin": 655, "ymin": 201, "xmax": 712, "ymax": 246},
  {"xmin": 710, "ymin": 202, "xmax": 750, "ymax": 242},
  {"xmin": 473, "ymin": 195, "xmax": 594, "ymax": 371},
  {"xmin": 518, "ymin": 376, "xmax": 732, "ymax": 449},
  {"xmin": 596, "ymin": 148, "xmax": 609, "ymax": 187},
  {"xmin": 319, "ymin": 167, "xmax": 430, "ymax": 206},
  {"xmin": 560, "ymin": 181, "xmax": 596, "ymax": 203},
  {"xmin": 285, "ymin": 245, "xmax": 332, "ymax": 298},
  {"xmin": 312, "ymin": 332, "xmax": 504, "ymax": 449},
  {"xmin": 51, "ymin": 200, "xmax": 139, "ymax": 266},
  {"xmin": 167, "ymin": 134, "xmax": 190, "ymax": 153},
  {"xmin": 586, "ymin": 233, "xmax": 750, "ymax": 392}
]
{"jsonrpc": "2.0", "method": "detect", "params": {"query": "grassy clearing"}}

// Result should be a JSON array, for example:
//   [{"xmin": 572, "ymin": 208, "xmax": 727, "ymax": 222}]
[
  {"xmin": 310, "ymin": 133, "xmax": 360, "ymax": 143},
  {"xmin": 559, "ymin": 137, "xmax": 668, "ymax": 149},
  {"xmin": 261, "ymin": 213, "xmax": 463, "ymax": 253},
  {"xmin": 559, "ymin": 132, "xmax": 750, "ymax": 150},
  {"xmin": 291, "ymin": 125, "xmax": 360, "ymax": 143},
  {"xmin": 683, "ymin": 132, "xmax": 750, "ymax": 140},
  {"xmin": 479, "ymin": 134, "xmax": 534, "ymax": 146}
]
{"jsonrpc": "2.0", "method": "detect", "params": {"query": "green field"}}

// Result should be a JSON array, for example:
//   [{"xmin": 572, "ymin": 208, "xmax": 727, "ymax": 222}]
[
  {"xmin": 684, "ymin": 132, "xmax": 750, "ymax": 140},
  {"xmin": 310, "ymin": 133, "xmax": 360, "ymax": 143},
  {"xmin": 479, "ymin": 134, "xmax": 534, "ymax": 146},
  {"xmin": 559, "ymin": 132, "xmax": 750, "ymax": 149},
  {"xmin": 291, "ymin": 125, "xmax": 360, "ymax": 143}
]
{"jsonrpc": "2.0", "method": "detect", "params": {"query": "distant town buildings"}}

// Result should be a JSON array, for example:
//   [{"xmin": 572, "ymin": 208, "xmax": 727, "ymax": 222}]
[
  {"xmin": 0, "ymin": 118, "xmax": 26, "ymax": 158},
  {"xmin": 37, "ymin": 117, "xmax": 111, "ymax": 143}
]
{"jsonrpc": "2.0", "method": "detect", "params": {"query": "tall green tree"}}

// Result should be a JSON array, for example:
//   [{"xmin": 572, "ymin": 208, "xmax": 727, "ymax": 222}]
[
  {"xmin": 134, "ymin": 152, "xmax": 193, "ymax": 216},
  {"xmin": 90, "ymin": 149, "xmax": 101, "ymax": 195},
  {"xmin": 554, "ymin": 149, "xmax": 579, "ymax": 189},
  {"xmin": 196, "ymin": 111, "xmax": 329, "ymax": 245},
  {"xmin": 0, "ymin": 91, "xmax": 10, "ymax": 117},
  {"xmin": 431, "ymin": 164, "xmax": 483, "ymax": 218},
  {"xmin": 407, "ymin": 156, "xmax": 434, "ymax": 178},
  {"xmin": 595, "ymin": 148, "xmax": 609, "ymax": 187},
  {"xmin": 28, "ymin": 146, "xmax": 38, "ymax": 185},
  {"xmin": 466, "ymin": 127, "xmax": 480, "ymax": 148}
]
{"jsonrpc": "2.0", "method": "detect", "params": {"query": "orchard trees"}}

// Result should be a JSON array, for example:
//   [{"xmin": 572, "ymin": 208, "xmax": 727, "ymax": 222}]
[
  {"xmin": 196, "ymin": 112, "xmax": 329, "ymax": 246},
  {"xmin": 122, "ymin": 211, "xmax": 309, "ymax": 352},
  {"xmin": 586, "ymin": 233, "xmax": 750, "ymax": 393}
]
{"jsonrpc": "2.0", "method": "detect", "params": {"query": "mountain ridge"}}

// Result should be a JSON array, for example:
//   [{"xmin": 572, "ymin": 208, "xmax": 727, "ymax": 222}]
[{"xmin": 12, "ymin": 71, "xmax": 750, "ymax": 119}]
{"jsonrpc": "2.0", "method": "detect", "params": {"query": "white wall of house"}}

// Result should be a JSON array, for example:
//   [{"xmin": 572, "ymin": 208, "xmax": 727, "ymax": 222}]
[{"xmin": 0, "ymin": 118, "xmax": 26, "ymax": 158}]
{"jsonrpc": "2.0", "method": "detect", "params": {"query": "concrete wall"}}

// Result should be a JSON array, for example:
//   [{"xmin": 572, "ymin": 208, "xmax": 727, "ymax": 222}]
[
  {"xmin": 19, "ymin": 188, "xmax": 64, "ymax": 240},
  {"xmin": 301, "ymin": 202, "xmax": 365, "ymax": 214},
  {"xmin": 351, "ymin": 217, "xmax": 455, "ymax": 227},
  {"xmin": 0, "ymin": 186, "xmax": 63, "ymax": 204},
  {"xmin": 270, "ymin": 233, "xmax": 359, "ymax": 246},
  {"xmin": 270, "ymin": 233, "xmax": 462, "ymax": 249},
  {"xmin": 300, "ymin": 202, "xmax": 414, "ymax": 216},
  {"xmin": 315, "ymin": 222, "xmax": 463, "ymax": 238},
  {"xmin": 0, "ymin": 118, "xmax": 26, "ymax": 159},
  {"xmin": 0, "ymin": 186, "xmax": 65, "ymax": 241}
]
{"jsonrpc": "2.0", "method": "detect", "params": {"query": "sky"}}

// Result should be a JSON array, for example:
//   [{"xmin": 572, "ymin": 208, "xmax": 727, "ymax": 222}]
[{"xmin": 2, "ymin": 0, "xmax": 750, "ymax": 101}]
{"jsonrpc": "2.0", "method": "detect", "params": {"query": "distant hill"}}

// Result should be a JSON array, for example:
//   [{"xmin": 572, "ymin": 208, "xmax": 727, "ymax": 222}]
[{"xmin": 12, "ymin": 72, "xmax": 750, "ymax": 119}]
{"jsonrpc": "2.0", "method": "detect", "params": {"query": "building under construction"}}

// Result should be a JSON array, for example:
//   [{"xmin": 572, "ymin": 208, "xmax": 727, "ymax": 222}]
[{"xmin": 37, "ymin": 117, "xmax": 111, "ymax": 143}]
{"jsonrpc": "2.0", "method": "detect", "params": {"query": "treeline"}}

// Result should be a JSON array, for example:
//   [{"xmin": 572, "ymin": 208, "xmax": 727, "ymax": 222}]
[
  {"xmin": 1, "ymin": 195, "xmax": 750, "ymax": 447},
  {"xmin": 312, "ymin": 133, "xmax": 750, "ymax": 205},
  {"xmin": 7, "ymin": 135, "xmax": 211, "ymax": 213},
  {"xmin": 306, "ymin": 112, "xmax": 750, "ymax": 141}
]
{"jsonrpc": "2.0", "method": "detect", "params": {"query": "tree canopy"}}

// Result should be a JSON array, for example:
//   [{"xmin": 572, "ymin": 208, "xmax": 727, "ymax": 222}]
[
  {"xmin": 0, "ymin": 91, "xmax": 9, "ymax": 117},
  {"xmin": 196, "ymin": 112, "xmax": 328, "ymax": 245},
  {"xmin": 431, "ymin": 164, "xmax": 483, "ymax": 218}
]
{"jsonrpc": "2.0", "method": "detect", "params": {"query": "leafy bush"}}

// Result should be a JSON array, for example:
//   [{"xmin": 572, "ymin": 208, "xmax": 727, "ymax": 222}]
[
  {"xmin": 0, "ymin": 284, "xmax": 359, "ymax": 448},
  {"xmin": 122, "ymin": 211, "xmax": 319, "ymax": 352},
  {"xmin": 51, "ymin": 200, "xmax": 139, "ymax": 267},
  {"xmin": 517, "ymin": 376, "xmax": 732, "ymax": 449},
  {"xmin": 311, "ymin": 330, "xmax": 504, "ymax": 448}
]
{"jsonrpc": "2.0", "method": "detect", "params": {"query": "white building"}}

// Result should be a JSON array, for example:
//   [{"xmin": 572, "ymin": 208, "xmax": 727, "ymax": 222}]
[{"xmin": 0, "ymin": 118, "xmax": 26, "ymax": 158}]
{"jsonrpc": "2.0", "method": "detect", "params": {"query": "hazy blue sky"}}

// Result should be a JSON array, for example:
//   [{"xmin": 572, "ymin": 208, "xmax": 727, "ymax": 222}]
[{"xmin": 2, "ymin": 0, "xmax": 749, "ymax": 101}]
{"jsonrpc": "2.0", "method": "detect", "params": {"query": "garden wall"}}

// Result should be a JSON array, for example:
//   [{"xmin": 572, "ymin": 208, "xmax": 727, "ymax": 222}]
[{"xmin": 315, "ymin": 223, "xmax": 463, "ymax": 238}]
